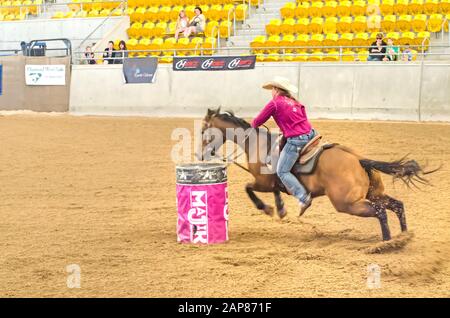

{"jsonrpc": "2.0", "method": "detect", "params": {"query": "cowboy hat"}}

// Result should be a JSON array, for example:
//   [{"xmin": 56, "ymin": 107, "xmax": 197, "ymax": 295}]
[{"xmin": 262, "ymin": 76, "xmax": 298, "ymax": 95}]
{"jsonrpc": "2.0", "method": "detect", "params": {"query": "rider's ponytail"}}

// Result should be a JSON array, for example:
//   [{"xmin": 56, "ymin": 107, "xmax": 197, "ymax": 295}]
[{"xmin": 274, "ymin": 87, "xmax": 298, "ymax": 103}]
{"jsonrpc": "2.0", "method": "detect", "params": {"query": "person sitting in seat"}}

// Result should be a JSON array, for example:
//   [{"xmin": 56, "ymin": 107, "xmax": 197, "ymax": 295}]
[
  {"xmin": 183, "ymin": 7, "xmax": 206, "ymax": 38},
  {"xmin": 84, "ymin": 46, "xmax": 96, "ymax": 64},
  {"xmin": 401, "ymin": 43, "xmax": 413, "ymax": 61},
  {"xmin": 103, "ymin": 41, "xmax": 116, "ymax": 64},
  {"xmin": 367, "ymin": 33, "xmax": 387, "ymax": 61},
  {"xmin": 383, "ymin": 38, "xmax": 399, "ymax": 61},
  {"xmin": 175, "ymin": 10, "xmax": 189, "ymax": 40},
  {"xmin": 251, "ymin": 76, "xmax": 318, "ymax": 215},
  {"xmin": 114, "ymin": 40, "xmax": 128, "ymax": 64}
]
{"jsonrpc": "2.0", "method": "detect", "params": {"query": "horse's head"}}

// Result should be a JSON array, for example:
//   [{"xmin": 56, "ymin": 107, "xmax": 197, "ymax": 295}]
[{"xmin": 196, "ymin": 107, "xmax": 224, "ymax": 161}]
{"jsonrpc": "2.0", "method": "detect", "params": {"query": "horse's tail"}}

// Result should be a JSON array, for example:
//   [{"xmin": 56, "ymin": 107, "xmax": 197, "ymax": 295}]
[{"xmin": 359, "ymin": 156, "xmax": 440, "ymax": 189}]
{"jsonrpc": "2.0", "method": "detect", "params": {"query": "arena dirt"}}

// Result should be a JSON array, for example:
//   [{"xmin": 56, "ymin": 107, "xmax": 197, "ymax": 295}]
[{"xmin": 1, "ymin": 114, "xmax": 449, "ymax": 297}]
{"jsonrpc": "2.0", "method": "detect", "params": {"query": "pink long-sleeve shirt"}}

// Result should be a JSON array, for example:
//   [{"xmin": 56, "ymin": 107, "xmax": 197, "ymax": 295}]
[{"xmin": 251, "ymin": 95, "xmax": 312, "ymax": 138}]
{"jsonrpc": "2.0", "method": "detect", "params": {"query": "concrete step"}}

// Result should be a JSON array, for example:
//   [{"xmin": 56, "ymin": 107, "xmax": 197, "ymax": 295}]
[
  {"xmin": 229, "ymin": 34, "xmax": 259, "ymax": 42},
  {"xmin": 246, "ymin": 13, "xmax": 280, "ymax": 22},
  {"xmin": 255, "ymin": 7, "xmax": 282, "ymax": 14},
  {"xmin": 236, "ymin": 28, "xmax": 265, "ymax": 36}
]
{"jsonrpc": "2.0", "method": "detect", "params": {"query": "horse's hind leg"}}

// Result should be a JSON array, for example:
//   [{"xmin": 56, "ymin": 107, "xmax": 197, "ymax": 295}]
[
  {"xmin": 338, "ymin": 199, "xmax": 391, "ymax": 241},
  {"xmin": 383, "ymin": 195, "xmax": 407, "ymax": 232},
  {"xmin": 245, "ymin": 182, "xmax": 274, "ymax": 216},
  {"xmin": 274, "ymin": 190, "xmax": 286, "ymax": 219}
]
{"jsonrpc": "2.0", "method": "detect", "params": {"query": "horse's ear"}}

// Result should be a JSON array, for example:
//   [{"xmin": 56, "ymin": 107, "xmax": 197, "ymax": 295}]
[
  {"xmin": 207, "ymin": 108, "xmax": 214, "ymax": 116},
  {"xmin": 215, "ymin": 107, "xmax": 221, "ymax": 115}
]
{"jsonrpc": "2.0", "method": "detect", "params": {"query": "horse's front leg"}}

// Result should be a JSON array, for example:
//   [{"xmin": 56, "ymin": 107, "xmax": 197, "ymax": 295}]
[
  {"xmin": 274, "ymin": 189, "xmax": 287, "ymax": 219},
  {"xmin": 245, "ymin": 181, "xmax": 275, "ymax": 216}
]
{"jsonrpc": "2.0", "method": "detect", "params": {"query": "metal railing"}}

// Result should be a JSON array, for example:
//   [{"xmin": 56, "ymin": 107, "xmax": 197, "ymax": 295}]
[{"xmin": 71, "ymin": 44, "xmax": 450, "ymax": 65}]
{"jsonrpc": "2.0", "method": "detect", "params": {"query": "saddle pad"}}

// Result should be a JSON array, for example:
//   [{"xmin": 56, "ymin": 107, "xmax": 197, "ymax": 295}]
[{"xmin": 294, "ymin": 143, "xmax": 336, "ymax": 175}]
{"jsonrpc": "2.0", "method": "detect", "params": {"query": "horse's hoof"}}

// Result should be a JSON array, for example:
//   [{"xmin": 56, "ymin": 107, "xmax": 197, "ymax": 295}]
[
  {"xmin": 263, "ymin": 205, "xmax": 274, "ymax": 217},
  {"xmin": 277, "ymin": 207, "xmax": 287, "ymax": 219}
]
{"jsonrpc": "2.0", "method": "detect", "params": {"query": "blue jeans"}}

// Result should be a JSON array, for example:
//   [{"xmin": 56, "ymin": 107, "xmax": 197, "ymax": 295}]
[{"xmin": 276, "ymin": 129, "xmax": 317, "ymax": 203}]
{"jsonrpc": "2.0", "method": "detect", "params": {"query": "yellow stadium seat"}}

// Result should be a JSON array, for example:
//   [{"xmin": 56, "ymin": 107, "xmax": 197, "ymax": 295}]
[
  {"xmin": 309, "ymin": 17, "xmax": 324, "ymax": 34},
  {"xmin": 161, "ymin": 37, "xmax": 176, "ymax": 56},
  {"xmin": 352, "ymin": 15, "xmax": 367, "ymax": 33},
  {"xmin": 427, "ymin": 14, "xmax": 444, "ymax": 32},
  {"xmin": 99, "ymin": 9, "xmax": 111, "ymax": 17},
  {"xmin": 168, "ymin": 21, "xmax": 177, "ymax": 34},
  {"xmin": 282, "ymin": 55, "xmax": 295, "ymax": 62},
  {"xmin": 337, "ymin": 33, "xmax": 354, "ymax": 47},
  {"xmin": 126, "ymin": 38, "xmax": 138, "ymax": 56},
  {"xmin": 368, "ymin": 14, "xmax": 382, "ymax": 31},
  {"xmin": 170, "ymin": 6, "xmax": 184, "ymax": 21},
  {"xmin": 295, "ymin": 2, "xmax": 310, "ymax": 18},
  {"xmin": 394, "ymin": 0, "xmax": 410, "ymax": 15},
  {"xmin": 176, "ymin": 37, "xmax": 190, "ymax": 56},
  {"xmin": 336, "ymin": 0, "xmax": 351, "ymax": 17},
  {"xmin": 293, "ymin": 34, "xmax": 310, "ymax": 52},
  {"xmin": 76, "ymin": 10, "xmax": 88, "ymax": 18},
  {"xmin": 397, "ymin": 15, "xmax": 412, "ymax": 32},
  {"xmin": 280, "ymin": 18, "xmax": 296, "ymax": 35},
  {"xmin": 52, "ymin": 11, "xmax": 65, "ymax": 19},
  {"xmin": 266, "ymin": 19, "xmax": 282, "ymax": 36},
  {"xmin": 323, "ymin": 50, "xmax": 339, "ymax": 61},
  {"xmin": 88, "ymin": 10, "xmax": 99, "ymax": 18},
  {"xmin": 280, "ymin": 2, "xmax": 296, "ymax": 19},
  {"xmin": 127, "ymin": 22, "xmax": 142, "ymax": 38},
  {"xmin": 208, "ymin": 4, "xmax": 222, "ymax": 21},
  {"xmin": 136, "ymin": 38, "xmax": 151, "ymax": 53},
  {"xmin": 408, "ymin": 0, "xmax": 424, "ymax": 14},
  {"xmin": 342, "ymin": 50, "xmax": 356, "ymax": 62},
  {"xmin": 412, "ymin": 14, "xmax": 427, "ymax": 32},
  {"xmin": 323, "ymin": 1, "xmax": 338, "ymax": 17},
  {"xmin": 381, "ymin": 15, "xmax": 397, "ymax": 32},
  {"xmin": 145, "ymin": 6, "xmax": 159, "ymax": 22},
  {"xmin": 445, "ymin": 14, "xmax": 450, "ymax": 32},
  {"xmin": 154, "ymin": 22, "xmax": 167, "ymax": 37},
  {"xmin": 235, "ymin": 4, "xmax": 247, "ymax": 21},
  {"xmin": 149, "ymin": 37, "xmax": 164, "ymax": 56},
  {"xmin": 131, "ymin": 7, "xmax": 146, "ymax": 23},
  {"xmin": 256, "ymin": 54, "xmax": 265, "ymax": 62},
  {"xmin": 351, "ymin": 0, "xmax": 367, "ymax": 16},
  {"xmin": 398, "ymin": 31, "xmax": 415, "ymax": 46},
  {"xmin": 250, "ymin": 35, "xmax": 266, "ymax": 54},
  {"xmin": 205, "ymin": 21, "xmax": 219, "ymax": 37},
  {"xmin": 357, "ymin": 50, "xmax": 369, "ymax": 61},
  {"xmin": 265, "ymin": 53, "xmax": 281, "ymax": 62},
  {"xmin": 309, "ymin": 1, "xmax": 324, "ymax": 17},
  {"xmin": 309, "ymin": 33, "xmax": 324, "ymax": 48},
  {"xmin": 202, "ymin": 37, "xmax": 216, "ymax": 55},
  {"xmin": 142, "ymin": 22, "xmax": 155, "ymax": 38},
  {"xmin": 219, "ymin": 20, "xmax": 232, "ymax": 38},
  {"xmin": 323, "ymin": 17, "xmax": 338, "ymax": 34},
  {"xmin": 308, "ymin": 51, "xmax": 323, "ymax": 62},
  {"xmin": 323, "ymin": 33, "xmax": 339, "ymax": 47},
  {"xmin": 294, "ymin": 18, "xmax": 310, "ymax": 34},
  {"xmin": 185, "ymin": 6, "xmax": 196, "ymax": 20},
  {"xmin": 279, "ymin": 34, "xmax": 295, "ymax": 53},
  {"xmin": 265, "ymin": 35, "xmax": 281, "ymax": 53},
  {"xmin": 125, "ymin": 7, "xmax": 135, "ymax": 17},
  {"xmin": 423, "ymin": 0, "xmax": 438, "ymax": 15},
  {"xmin": 386, "ymin": 31, "xmax": 400, "ymax": 43},
  {"xmin": 188, "ymin": 37, "xmax": 203, "ymax": 55},
  {"xmin": 158, "ymin": 6, "xmax": 171, "ymax": 21},
  {"xmin": 201, "ymin": 5, "xmax": 210, "ymax": 18},
  {"xmin": 220, "ymin": 4, "xmax": 234, "ymax": 21},
  {"xmin": 337, "ymin": 16, "xmax": 353, "ymax": 33},
  {"xmin": 380, "ymin": 0, "xmax": 395, "ymax": 15},
  {"xmin": 416, "ymin": 31, "xmax": 431, "ymax": 51},
  {"xmin": 440, "ymin": 0, "xmax": 450, "ymax": 14},
  {"xmin": 353, "ymin": 32, "xmax": 370, "ymax": 50},
  {"xmin": 65, "ymin": 11, "xmax": 75, "ymax": 18}
]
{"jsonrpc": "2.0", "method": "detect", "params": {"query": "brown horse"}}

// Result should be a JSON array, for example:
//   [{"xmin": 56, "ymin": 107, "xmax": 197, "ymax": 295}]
[{"xmin": 198, "ymin": 108, "xmax": 437, "ymax": 241}]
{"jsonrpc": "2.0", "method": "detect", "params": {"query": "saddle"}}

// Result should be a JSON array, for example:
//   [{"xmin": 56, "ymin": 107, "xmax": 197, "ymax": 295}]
[{"xmin": 276, "ymin": 134, "xmax": 335, "ymax": 175}]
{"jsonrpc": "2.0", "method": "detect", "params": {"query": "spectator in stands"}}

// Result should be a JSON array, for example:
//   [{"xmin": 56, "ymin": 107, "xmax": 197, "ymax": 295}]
[
  {"xmin": 183, "ymin": 7, "xmax": 206, "ymax": 38},
  {"xmin": 114, "ymin": 40, "xmax": 128, "ymax": 64},
  {"xmin": 383, "ymin": 38, "xmax": 399, "ymax": 61},
  {"xmin": 175, "ymin": 10, "xmax": 189, "ymax": 40},
  {"xmin": 103, "ymin": 41, "xmax": 116, "ymax": 64},
  {"xmin": 367, "ymin": 33, "xmax": 386, "ymax": 61},
  {"xmin": 84, "ymin": 46, "xmax": 96, "ymax": 65},
  {"xmin": 401, "ymin": 43, "xmax": 413, "ymax": 61}
]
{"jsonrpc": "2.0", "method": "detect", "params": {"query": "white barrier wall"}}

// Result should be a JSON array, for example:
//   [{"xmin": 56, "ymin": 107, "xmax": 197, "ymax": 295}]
[
  {"xmin": 69, "ymin": 62, "xmax": 450, "ymax": 122},
  {"xmin": 0, "ymin": 17, "xmax": 125, "ymax": 52}
]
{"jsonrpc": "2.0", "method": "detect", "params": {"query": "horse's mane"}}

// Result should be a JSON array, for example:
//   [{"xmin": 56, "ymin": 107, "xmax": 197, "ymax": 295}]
[{"xmin": 214, "ymin": 109, "xmax": 252, "ymax": 129}]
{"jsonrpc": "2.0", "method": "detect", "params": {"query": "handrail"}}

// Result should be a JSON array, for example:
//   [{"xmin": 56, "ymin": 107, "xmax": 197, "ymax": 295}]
[
  {"xmin": 75, "ymin": 0, "xmax": 126, "ymax": 51},
  {"xmin": 227, "ymin": 7, "xmax": 235, "ymax": 39}
]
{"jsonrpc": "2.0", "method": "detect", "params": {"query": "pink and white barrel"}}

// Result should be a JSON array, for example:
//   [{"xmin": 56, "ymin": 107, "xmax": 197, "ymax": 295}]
[{"xmin": 176, "ymin": 163, "xmax": 229, "ymax": 244}]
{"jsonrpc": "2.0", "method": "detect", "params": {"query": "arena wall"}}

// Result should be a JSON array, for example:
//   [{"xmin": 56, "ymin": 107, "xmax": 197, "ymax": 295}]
[
  {"xmin": 0, "ymin": 56, "xmax": 71, "ymax": 112},
  {"xmin": 69, "ymin": 62, "xmax": 450, "ymax": 121}
]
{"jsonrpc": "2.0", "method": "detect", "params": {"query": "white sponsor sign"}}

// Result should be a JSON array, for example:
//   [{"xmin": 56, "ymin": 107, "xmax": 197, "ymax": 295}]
[{"xmin": 25, "ymin": 65, "xmax": 66, "ymax": 86}]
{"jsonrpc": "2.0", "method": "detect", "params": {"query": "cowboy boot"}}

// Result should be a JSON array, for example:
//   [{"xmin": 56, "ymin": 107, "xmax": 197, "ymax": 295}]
[{"xmin": 299, "ymin": 194, "xmax": 312, "ymax": 217}]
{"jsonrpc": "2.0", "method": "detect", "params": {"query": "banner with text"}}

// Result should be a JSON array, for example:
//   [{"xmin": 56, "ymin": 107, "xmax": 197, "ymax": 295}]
[
  {"xmin": 25, "ymin": 65, "xmax": 66, "ymax": 86},
  {"xmin": 173, "ymin": 56, "xmax": 256, "ymax": 71},
  {"xmin": 123, "ymin": 57, "xmax": 158, "ymax": 84}
]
